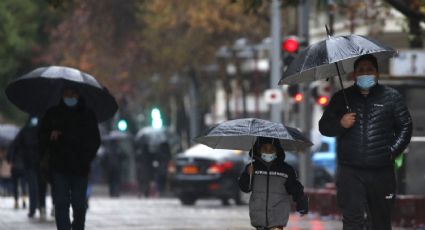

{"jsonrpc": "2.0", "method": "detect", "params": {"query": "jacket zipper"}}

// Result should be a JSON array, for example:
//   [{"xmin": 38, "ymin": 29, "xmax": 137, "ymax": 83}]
[
  {"xmin": 363, "ymin": 97, "xmax": 368, "ymax": 164},
  {"xmin": 265, "ymin": 169, "xmax": 270, "ymax": 227}
]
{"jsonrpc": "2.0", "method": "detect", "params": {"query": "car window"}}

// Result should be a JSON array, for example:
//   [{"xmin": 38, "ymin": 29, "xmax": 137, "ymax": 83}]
[{"xmin": 318, "ymin": 142, "xmax": 329, "ymax": 152}]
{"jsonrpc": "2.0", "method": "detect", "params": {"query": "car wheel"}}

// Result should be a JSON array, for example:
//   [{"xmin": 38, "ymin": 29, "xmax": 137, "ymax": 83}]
[
  {"xmin": 234, "ymin": 190, "xmax": 246, "ymax": 205},
  {"xmin": 221, "ymin": 198, "xmax": 230, "ymax": 206},
  {"xmin": 179, "ymin": 195, "xmax": 197, "ymax": 206}
]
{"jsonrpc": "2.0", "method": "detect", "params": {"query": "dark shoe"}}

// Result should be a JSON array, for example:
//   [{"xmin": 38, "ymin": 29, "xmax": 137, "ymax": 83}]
[{"xmin": 28, "ymin": 212, "xmax": 35, "ymax": 218}]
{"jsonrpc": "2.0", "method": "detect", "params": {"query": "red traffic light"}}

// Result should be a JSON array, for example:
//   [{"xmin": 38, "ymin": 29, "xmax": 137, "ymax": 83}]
[
  {"xmin": 317, "ymin": 96, "xmax": 329, "ymax": 106},
  {"xmin": 282, "ymin": 37, "xmax": 299, "ymax": 53},
  {"xmin": 294, "ymin": 93, "xmax": 303, "ymax": 103}
]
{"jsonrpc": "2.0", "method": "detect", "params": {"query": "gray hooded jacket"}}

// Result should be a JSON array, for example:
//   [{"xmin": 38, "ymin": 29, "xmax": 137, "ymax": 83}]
[{"xmin": 239, "ymin": 156, "xmax": 306, "ymax": 228}]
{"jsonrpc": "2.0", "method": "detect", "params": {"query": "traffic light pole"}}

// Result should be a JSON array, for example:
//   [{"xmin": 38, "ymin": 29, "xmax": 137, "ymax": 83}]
[
  {"xmin": 270, "ymin": 0, "xmax": 282, "ymax": 123},
  {"xmin": 297, "ymin": 0, "xmax": 314, "ymax": 188}
]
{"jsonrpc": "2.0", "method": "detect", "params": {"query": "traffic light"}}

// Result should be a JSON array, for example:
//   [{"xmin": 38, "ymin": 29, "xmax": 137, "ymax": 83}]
[
  {"xmin": 281, "ymin": 36, "xmax": 300, "ymax": 66},
  {"xmin": 117, "ymin": 119, "xmax": 128, "ymax": 132},
  {"xmin": 282, "ymin": 37, "xmax": 299, "ymax": 53},
  {"xmin": 311, "ymin": 83, "xmax": 331, "ymax": 107},
  {"xmin": 287, "ymin": 85, "xmax": 303, "ymax": 103},
  {"xmin": 151, "ymin": 107, "xmax": 163, "ymax": 129}
]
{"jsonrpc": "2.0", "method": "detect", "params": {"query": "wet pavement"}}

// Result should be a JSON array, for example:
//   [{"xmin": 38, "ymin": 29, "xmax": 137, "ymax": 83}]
[{"xmin": 0, "ymin": 195, "xmax": 408, "ymax": 230}]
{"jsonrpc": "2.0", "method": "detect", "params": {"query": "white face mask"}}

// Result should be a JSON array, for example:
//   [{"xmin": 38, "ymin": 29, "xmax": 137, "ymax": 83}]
[{"xmin": 261, "ymin": 153, "xmax": 277, "ymax": 162}]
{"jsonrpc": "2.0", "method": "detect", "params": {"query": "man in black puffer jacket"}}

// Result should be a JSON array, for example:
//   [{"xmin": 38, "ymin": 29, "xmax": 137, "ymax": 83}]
[
  {"xmin": 39, "ymin": 87, "xmax": 100, "ymax": 230},
  {"xmin": 319, "ymin": 54, "xmax": 412, "ymax": 230}
]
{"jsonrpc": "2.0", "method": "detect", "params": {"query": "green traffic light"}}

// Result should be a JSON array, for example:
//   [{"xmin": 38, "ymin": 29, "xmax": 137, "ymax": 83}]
[
  {"xmin": 118, "ymin": 119, "xmax": 128, "ymax": 131},
  {"xmin": 151, "ymin": 108, "xmax": 163, "ymax": 129}
]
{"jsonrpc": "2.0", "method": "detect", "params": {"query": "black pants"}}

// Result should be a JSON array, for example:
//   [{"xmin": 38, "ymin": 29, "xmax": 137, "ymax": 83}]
[
  {"xmin": 336, "ymin": 165, "xmax": 396, "ymax": 230},
  {"xmin": 12, "ymin": 172, "xmax": 27, "ymax": 202},
  {"xmin": 27, "ymin": 170, "xmax": 38, "ymax": 214},
  {"xmin": 53, "ymin": 173, "xmax": 88, "ymax": 230}
]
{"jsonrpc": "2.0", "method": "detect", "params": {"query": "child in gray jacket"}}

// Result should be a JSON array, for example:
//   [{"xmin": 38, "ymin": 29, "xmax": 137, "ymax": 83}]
[{"xmin": 239, "ymin": 137, "xmax": 308, "ymax": 230}]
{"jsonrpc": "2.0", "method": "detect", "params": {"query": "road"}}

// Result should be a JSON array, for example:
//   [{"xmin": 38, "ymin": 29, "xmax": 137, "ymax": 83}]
[{"xmin": 0, "ymin": 195, "xmax": 345, "ymax": 230}]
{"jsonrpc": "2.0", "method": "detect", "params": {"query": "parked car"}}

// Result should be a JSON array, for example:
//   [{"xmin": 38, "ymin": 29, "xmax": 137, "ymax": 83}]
[
  {"xmin": 312, "ymin": 136, "xmax": 336, "ymax": 176},
  {"xmin": 169, "ymin": 144, "xmax": 247, "ymax": 206},
  {"xmin": 285, "ymin": 148, "xmax": 334, "ymax": 188}
]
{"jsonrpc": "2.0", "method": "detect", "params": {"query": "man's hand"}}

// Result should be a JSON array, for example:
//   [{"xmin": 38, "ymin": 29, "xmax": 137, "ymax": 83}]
[
  {"xmin": 340, "ymin": 113, "xmax": 356, "ymax": 128},
  {"xmin": 50, "ymin": 130, "xmax": 62, "ymax": 141}
]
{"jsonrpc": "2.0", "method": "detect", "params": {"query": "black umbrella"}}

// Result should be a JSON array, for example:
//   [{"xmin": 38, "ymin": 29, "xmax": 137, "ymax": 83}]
[
  {"xmin": 194, "ymin": 118, "xmax": 313, "ymax": 151},
  {"xmin": 279, "ymin": 26, "xmax": 396, "ymax": 111},
  {"xmin": 6, "ymin": 66, "xmax": 118, "ymax": 122},
  {"xmin": 195, "ymin": 118, "xmax": 313, "ymax": 189}
]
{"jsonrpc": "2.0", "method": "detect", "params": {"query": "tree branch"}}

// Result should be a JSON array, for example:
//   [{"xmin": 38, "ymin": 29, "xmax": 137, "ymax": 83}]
[{"xmin": 385, "ymin": 0, "xmax": 425, "ymax": 21}]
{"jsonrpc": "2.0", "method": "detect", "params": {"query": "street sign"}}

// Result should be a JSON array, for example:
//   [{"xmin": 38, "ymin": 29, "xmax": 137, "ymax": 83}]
[
  {"xmin": 264, "ymin": 89, "xmax": 283, "ymax": 104},
  {"xmin": 390, "ymin": 50, "xmax": 425, "ymax": 77}
]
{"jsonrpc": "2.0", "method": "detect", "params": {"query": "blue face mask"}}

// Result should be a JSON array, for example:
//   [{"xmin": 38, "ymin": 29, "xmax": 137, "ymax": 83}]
[
  {"xmin": 356, "ymin": 75, "xmax": 376, "ymax": 90},
  {"xmin": 30, "ymin": 118, "xmax": 38, "ymax": 126},
  {"xmin": 261, "ymin": 153, "xmax": 277, "ymax": 162},
  {"xmin": 64, "ymin": 97, "xmax": 78, "ymax": 107}
]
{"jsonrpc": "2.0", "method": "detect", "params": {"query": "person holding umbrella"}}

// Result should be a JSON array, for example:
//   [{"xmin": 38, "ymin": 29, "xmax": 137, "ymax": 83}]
[
  {"xmin": 6, "ymin": 66, "xmax": 117, "ymax": 230},
  {"xmin": 238, "ymin": 137, "xmax": 308, "ymax": 230},
  {"xmin": 195, "ymin": 118, "xmax": 312, "ymax": 230},
  {"xmin": 319, "ymin": 54, "xmax": 412, "ymax": 229},
  {"xmin": 38, "ymin": 87, "xmax": 100, "ymax": 230}
]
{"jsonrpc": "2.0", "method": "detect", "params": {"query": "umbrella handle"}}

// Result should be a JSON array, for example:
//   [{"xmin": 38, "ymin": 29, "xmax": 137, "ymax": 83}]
[
  {"xmin": 249, "ymin": 157, "xmax": 253, "ymax": 190},
  {"xmin": 334, "ymin": 62, "xmax": 351, "ymax": 112},
  {"xmin": 325, "ymin": 24, "xmax": 332, "ymax": 38}
]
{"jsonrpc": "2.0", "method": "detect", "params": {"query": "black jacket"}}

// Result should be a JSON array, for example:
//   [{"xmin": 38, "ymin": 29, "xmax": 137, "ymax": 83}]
[
  {"xmin": 39, "ymin": 101, "xmax": 100, "ymax": 176},
  {"xmin": 9, "ymin": 125, "xmax": 39, "ymax": 171},
  {"xmin": 319, "ymin": 84, "xmax": 412, "ymax": 168}
]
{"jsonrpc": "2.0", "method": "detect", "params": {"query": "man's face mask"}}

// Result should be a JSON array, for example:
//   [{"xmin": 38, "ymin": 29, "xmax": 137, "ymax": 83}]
[
  {"xmin": 30, "ymin": 118, "xmax": 38, "ymax": 126},
  {"xmin": 356, "ymin": 74, "xmax": 376, "ymax": 90},
  {"xmin": 261, "ymin": 153, "xmax": 277, "ymax": 162},
  {"xmin": 64, "ymin": 97, "xmax": 78, "ymax": 107}
]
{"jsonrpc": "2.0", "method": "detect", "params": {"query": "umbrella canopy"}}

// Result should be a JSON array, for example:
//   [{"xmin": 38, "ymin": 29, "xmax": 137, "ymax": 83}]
[
  {"xmin": 194, "ymin": 118, "xmax": 313, "ymax": 151},
  {"xmin": 279, "ymin": 34, "xmax": 396, "ymax": 85},
  {"xmin": 6, "ymin": 66, "xmax": 118, "ymax": 122}
]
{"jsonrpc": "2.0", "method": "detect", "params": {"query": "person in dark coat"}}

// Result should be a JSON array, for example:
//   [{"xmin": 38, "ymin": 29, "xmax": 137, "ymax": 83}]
[
  {"xmin": 12, "ymin": 117, "xmax": 42, "ymax": 218},
  {"xmin": 239, "ymin": 137, "xmax": 308, "ymax": 230},
  {"xmin": 39, "ymin": 87, "xmax": 100, "ymax": 230},
  {"xmin": 101, "ymin": 140, "xmax": 125, "ymax": 197},
  {"xmin": 154, "ymin": 142, "xmax": 171, "ymax": 196},
  {"xmin": 7, "ymin": 133, "xmax": 28, "ymax": 210},
  {"xmin": 319, "ymin": 54, "xmax": 413, "ymax": 229},
  {"xmin": 135, "ymin": 139, "xmax": 154, "ymax": 197}
]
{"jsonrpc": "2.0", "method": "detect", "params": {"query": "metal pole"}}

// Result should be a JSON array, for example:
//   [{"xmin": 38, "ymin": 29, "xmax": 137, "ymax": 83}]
[
  {"xmin": 298, "ymin": 0, "xmax": 313, "ymax": 188},
  {"xmin": 270, "ymin": 0, "xmax": 282, "ymax": 123},
  {"xmin": 188, "ymin": 68, "xmax": 200, "ymax": 142}
]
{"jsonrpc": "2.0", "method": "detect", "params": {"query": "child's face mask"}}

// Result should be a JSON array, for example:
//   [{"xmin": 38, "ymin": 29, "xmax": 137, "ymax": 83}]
[{"xmin": 261, "ymin": 153, "xmax": 277, "ymax": 162}]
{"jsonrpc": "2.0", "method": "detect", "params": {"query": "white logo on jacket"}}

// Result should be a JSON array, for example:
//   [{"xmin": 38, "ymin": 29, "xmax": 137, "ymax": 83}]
[{"xmin": 254, "ymin": 170, "xmax": 288, "ymax": 178}]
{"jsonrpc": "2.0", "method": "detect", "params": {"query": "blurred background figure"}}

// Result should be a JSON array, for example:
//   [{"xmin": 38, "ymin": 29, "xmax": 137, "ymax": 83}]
[
  {"xmin": 0, "ymin": 146, "xmax": 13, "ymax": 196},
  {"xmin": 7, "ymin": 131, "xmax": 28, "ymax": 210},
  {"xmin": 0, "ymin": 124, "xmax": 20, "ymax": 196},
  {"xmin": 135, "ymin": 139, "xmax": 154, "ymax": 197},
  {"xmin": 10, "ymin": 117, "xmax": 44, "ymax": 218},
  {"xmin": 101, "ymin": 139, "xmax": 125, "ymax": 197},
  {"xmin": 153, "ymin": 142, "xmax": 171, "ymax": 197},
  {"xmin": 135, "ymin": 127, "xmax": 181, "ymax": 198}
]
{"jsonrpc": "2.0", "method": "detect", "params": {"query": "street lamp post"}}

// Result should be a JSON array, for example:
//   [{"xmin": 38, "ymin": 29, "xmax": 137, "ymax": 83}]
[
  {"xmin": 215, "ymin": 46, "xmax": 232, "ymax": 120},
  {"xmin": 233, "ymin": 38, "xmax": 251, "ymax": 118}
]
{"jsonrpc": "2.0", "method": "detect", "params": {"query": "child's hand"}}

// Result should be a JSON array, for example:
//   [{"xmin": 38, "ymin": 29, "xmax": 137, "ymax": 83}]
[{"xmin": 296, "ymin": 195, "xmax": 309, "ymax": 216}]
